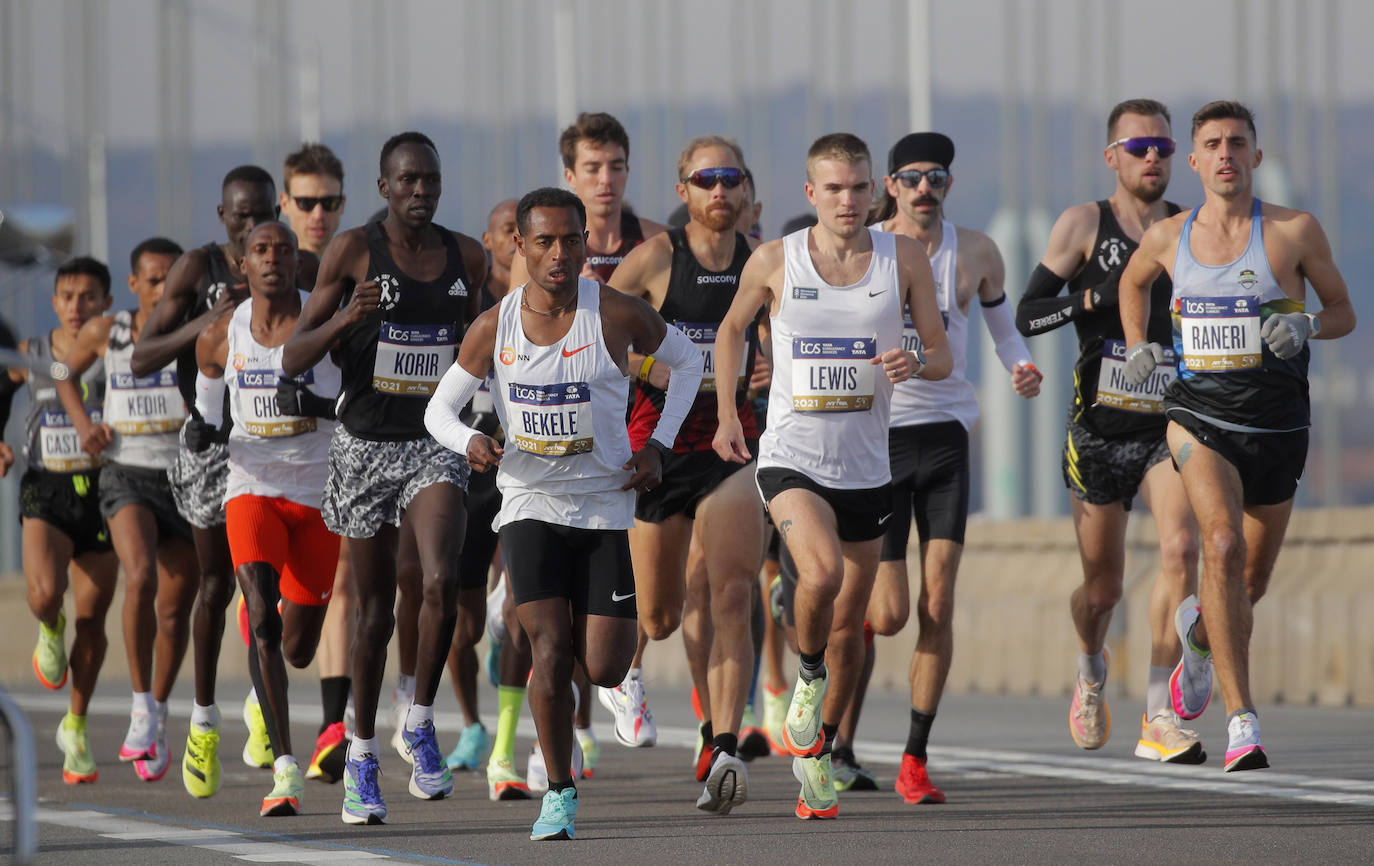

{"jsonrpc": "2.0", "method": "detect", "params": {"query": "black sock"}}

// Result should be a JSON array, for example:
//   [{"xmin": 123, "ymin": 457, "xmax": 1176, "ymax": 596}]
[
  {"xmin": 831, "ymin": 743, "xmax": 855, "ymax": 765},
  {"xmin": 549, "ymin": 780, "xmax": 576, "ymax": 794},
  {"xmin": 712, "ymin": 732, "xmax": 738, "ymax": 757},
  {"xmin": 905, "ymin": 709, "xmax": 936, "ymax": 759},
  {"xmin": 799, "ymin": 648, "xmax": 826, "ymax": 683},
  {"xmin": 699, "ymin": 720, "xmax": 713, "ymax": 744},
  {"xmin": 819, "ymin": 723, "xmax": 839, "ymax": 757},
  {"xmin": 320, "ymin": 676, "xmax": 351, "ymax": 732}
]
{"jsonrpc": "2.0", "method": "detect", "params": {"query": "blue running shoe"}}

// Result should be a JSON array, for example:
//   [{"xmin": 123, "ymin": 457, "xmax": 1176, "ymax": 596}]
[
  {"xmin": 530, "ymin": 787, "xmax": 578, "ymax": 841},
  {"xmin": 485, "ymin": 641, "xmax": 501, "ymax": 689},
  {"xmin": 403, "ymin": 720, "xmax": 453, "ymax": 800},
  {"xmin": 445, "ymin": 722, "xmax": 490, "ymax": 771},
  {"xmin": 341, "ymin": 752, "xmax": 386, "ymax": 824}
]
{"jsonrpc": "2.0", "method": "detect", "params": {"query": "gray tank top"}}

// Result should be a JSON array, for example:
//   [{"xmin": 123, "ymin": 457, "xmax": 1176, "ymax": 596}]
[
  {"xmin": 102, "ymin": 311, "xmax": 186, "ymax": 469},
  {"xmin": 23, "ymin": 332, "xmax": 106, "ymax": 473}
]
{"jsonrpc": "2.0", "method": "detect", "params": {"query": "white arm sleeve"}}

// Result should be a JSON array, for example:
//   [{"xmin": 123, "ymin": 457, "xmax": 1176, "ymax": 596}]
[
  {"xmin": 983, "ymin": 296, "xmax": 1034, "ymax": 372},
  {"xmin": 424, "ymin": 364, "xmax": 484, "ymax": 457},
  {"xmin": 194, "ymin": 371, "xmax": 226, "ymax": 427},
  {"xmin": 645, "ymin": 325, "xmax": 704, "ymax": 448}
]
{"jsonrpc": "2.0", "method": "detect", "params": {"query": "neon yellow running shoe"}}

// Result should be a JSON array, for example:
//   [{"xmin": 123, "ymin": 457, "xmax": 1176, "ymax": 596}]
[
  {"xmin": 183, "ymin": 723, "xmax": 222, "ymax": 798},
  {"xmin": 34, "ymin": 611, "xmax": 68, "ymax": 690},
  {"xmin": 243, "ymin": 694, "xmax": 275, "ymax": 769},
  {"xmin": 56, "ymin": 712, "xmax": 97, "ymax": 784}
]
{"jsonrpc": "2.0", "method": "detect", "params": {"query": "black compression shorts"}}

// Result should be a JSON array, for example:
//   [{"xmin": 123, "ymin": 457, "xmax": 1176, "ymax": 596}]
[
  {"xmin": 19, "ymin": 469, "xmax": 113, "ymax": 556},
  {"xmin": 881, "ymin": 421, "xmax": 970, "ymax": 561},
  {"xmin": 634, "ymin": 445, "xmax": 754, "ymax": 523},
  {"xmin": 498, "ymin": 519, "xmax": 637, "ymax": 619}
]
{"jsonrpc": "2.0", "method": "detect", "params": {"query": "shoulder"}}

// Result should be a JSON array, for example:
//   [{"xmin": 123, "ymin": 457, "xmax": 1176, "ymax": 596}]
[
  {"xmin": 465, "ymin": 302, "xmax": 502, "ymax": 344},
  {"xmin": 166, "ymin": 245, "xmax": 211, "ymax": 285},
  {"xmin": 622, "ymin": 230, "xmax": 674, "ymax": 266},
  {"xmin": 1141, "ymin": 211, "xmax": 1188, "ymax": 249},
  {"xmin": 637, "ymin": 217, "xmax": 670, "ymax": 240},
  {"xmin": 78, "ymin": 314, "xmax": 115, "ymax": 347},
  {"xmin": 891, "ymin": 232, "xmax": 926, "ymax": 258},
  {"xmin": 330, "ymin": 226, "xmax": 373, "ymax": 257},
  {"xmin": 449, "ymin": 229, "xmax": 485, "ymax": 258},
  {"xmin": 954, "ymin": 225, "xmax": 1000, "ymax": 259},
  {"xmin": 1261, "ymin": 203, "xmax": 1321, "ymax": 240},
  {"xmin": 1049, "ymin": 202, "xmax": 1103, "ymax": 243},
  {"xmin": 599, "ymin": 282, "xmax": 656, "ymax": 325},
  {"xmin": 746, "ymin": 237, "xmax": 786, "ymax": 272}
]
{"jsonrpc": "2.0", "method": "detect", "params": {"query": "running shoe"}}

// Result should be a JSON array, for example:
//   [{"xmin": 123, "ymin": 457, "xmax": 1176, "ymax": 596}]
[
  {"xmin": 1171, "ymin": 595, "xmax": 1213, "ymax": 720},
  {"xmin": 134, "ymin": 704, "xmax": 169, "ymax": 782},
  {"xmin": 792, "ymin": 754, "xmax": 838, "ymax": 819},
  {"xmin": 576, "ymin": 727, "xmax": 599, "ymax": 779},
  {"xmin": 1223, "ymin": 711, "xmax": 1268, "ymax": 772},
  {"xmin": 693, "ymin": 722, "xmax": 714, "ymax": 782},
  {"xmin": 738, "ymin": 705, "xmax": 770, "ymax": 761},
  {"xmin": 56, "ymin": 712, "xmax": 97, "ymax": 784},
  {"xmin": 1134, "ymin": 710, "xmax": 1206, "ymax": 764},
  {"xmin": 119, "ymin": 703, "xmax": 155, "ymax": 762},
  {"xmin": 341, "ymin": 752, "xmax": 386, "ymax": 824},
  {"xmin": 1068, "ymin": 646, "xmax": 1111, "ymax": 750},
  {"xmin": 486, "ymin": 578, "xmax": 509, "ymax": 644},
  {"xmin": 484, "ymin": 641, "xmax": 501, "ymax": 689},
  {"xmin": 445, "ymin": 722, "xmax": 490, "ymax": 771},
  {"xmin": 402, "ymin": 720, "xmax": 453, "ymax": 800},
  {"xmin": 526, "ymin": 739, "xmax": 584, "ymax": 795},
  {"xmin": 696, "ymin": 749, "xmax": 748, "ymax": 815},
  {"xmin": 762, "ymin": 683, "xmax": 789, "ymax": 755},
  {"xmin": 390, "ymin": 690, "xmax": 413, "ymax": 762},
  {"xmin": 306, "ymin": 722, "xmax": 348, "ymax": 783},
  {"xmin": 597, "ymin": 673, "xmax": 657, "ymax": 747},
  {"xmin": 782, "ymin": 673, "xmax": 828, "ymax": 757},
  {"xmin": 242, "ymin": 693, "xmax": 274, "ymax": 769},
  {"xmin": 182, "ymin": 722, "xmax": 222, "ymax": 797},
  {"xmin": 487, "ymin": 756, "xmax": 533, "ymax": 801},
  {"xmin": 261, "ymin": 760, "xmax": 304, "ymax": 816},
  {"xmin": 33, "ymin": 611, "xmax": 68, "ymax": 690},
  {"xmin": 895, "ymin": 754, "xmax": 946, "ymax": 804},
  {"xmin": 530, "ymin": 787, "xmax": 578, "ymax": 841},
  {"xmin": 831, "ymin": 751, "xmax": 879, "ymax": 792},
  {"xmin": 236, "ymin": 592, "xmax": 250, "ymax": 646},
  {"xmin": 768, "ymin": 575, "xmax": 784, "ymax": 625}
]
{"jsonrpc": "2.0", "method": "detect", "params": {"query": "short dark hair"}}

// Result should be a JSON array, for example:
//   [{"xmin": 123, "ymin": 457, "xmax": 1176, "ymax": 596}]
[
  {"xmin": 380, "ymin": 131, "xmax": 438, "ymax": 176},
  {"xmin": 1107, "ymin": 99, "xmax": 1171, "ymax": 141},
  {"xmin": 55, "ymin": 256, "xmax": 111, "ymax": 295},
  {"xmin": 283, "ymin": 142, "xmax": 344, "ymax": 192},
  {"xmin": 128, "ymin": 237, "xmax": 184, "ymax": 275},
  {"xmin": 221, "ymin": 164, "xmax": 275, "ymax": 193},
  {"xmin": 558, "ymin": 113, "xmax": 631, "ymax": 170},
  {"xmin": 806, "ymin": 133, "xmax": 871, "ymax": 182},
  {"xmin": 1191, "ymin": 100, "xmax": 1257, "ymax": 142},
  {"xmin": 516, "ymin": 188, "xmax": 587, "ymax": 236}
]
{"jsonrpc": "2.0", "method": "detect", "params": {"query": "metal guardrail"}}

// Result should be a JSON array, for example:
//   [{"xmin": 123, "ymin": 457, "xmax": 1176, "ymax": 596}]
[{"xmin": 0, "ymin": 687, "xmax": 38, "ymax": 864}]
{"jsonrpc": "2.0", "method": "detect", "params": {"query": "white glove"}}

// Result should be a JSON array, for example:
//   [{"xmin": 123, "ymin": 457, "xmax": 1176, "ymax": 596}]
[
  {"xmin": 1259, "ymin": 312, "xmax": 1313, "ymax": 360},
  {"xmin": 1124, "ymin": 341, "xmax": 1165, "ymax": 386}
]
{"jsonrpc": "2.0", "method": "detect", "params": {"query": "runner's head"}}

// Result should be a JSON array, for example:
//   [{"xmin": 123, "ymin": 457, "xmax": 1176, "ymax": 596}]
[
  {"xmin": 1104, "ymin": 99, "xmax": 1173, "ymax": 204},
  {"xmin": 515, "ymin": 187, "xmax": 587, "ymax": 295},
  {"xmin": 219, "ymin": 165, "xmax": 279, "ymax": 260},
  {"xmin": 127, "ymin": 237, "xmax": 184, "ymax": 311},
  {"xmin": 735, "ymin": 168, "xmax": 763, "ymax": 239},
  {"xmin": 1188, "ymin": 100, "xmax": 1261, "ymax": 199},
  {"xmin": 883, "ymin": 131, "xmax": 955, "ymax": 231},
  {"xmin": 52, "ymin": 256, "xmax": 112, "ymax": 335},
  {"xmin": 560, "ymin": 112, "xmax": 631, "ymax": 221},
  {"xmin": 378, "ymin": 131, "xmax": 441, "ymax": 231},
  {"xmin": 804, "ymin": 133, "xmax": 874, "ymax": 240},
  {"xmin": 238, "ymin": 221, "xmax": 299, "ymax": 301},
  {"xmin": 483, "ymin": 199, "xmax": 520, "ymax": 273},
  {"xmin": 675, "ymin": 135, "xmax": 748, "ymax": 233},
  {"xmin": 281, "ymin": 142, "xmax": 345, "ymax": 255}
]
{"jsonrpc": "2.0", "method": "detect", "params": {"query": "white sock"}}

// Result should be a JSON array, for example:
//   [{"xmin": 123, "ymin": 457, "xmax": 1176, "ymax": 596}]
[
  {"xmin": 132, "ymin": 691, "xmax": 155, "ymax": 716},
  {"xmin": 1077, "ymin": 651, "xmax": 1107, "ymax": 686},
  {"xmin": 1146, "ymin": 666, "xmax": 1172, "ymax": 719},
  {"xmin": 397, "ymin": 673, "xmax": 416, "ymax": 696},
  {"xmin": 349, "ymin": 736, "xmax": 379, "ymax": 761},
  {"xmin": 273, "ymin": 754, "xmax": 298, "ymax": 772},
  {"xmin": 191, "ymin": 703, "xmax": 220, "ymax": 731},
  {"xmin": 154, "ymin": 699, "xmax": 168, "ymax": 720},
  {"xmin": 248, "ymin": 686, "xmax": 259, "ymax": 705},
  {"xmin": 406, "ymin": 703, "xmax": 434, "ymax": 731},
  {"xmin": 627, "ymin": 667, "xmax": 642, "ymax": 681}
]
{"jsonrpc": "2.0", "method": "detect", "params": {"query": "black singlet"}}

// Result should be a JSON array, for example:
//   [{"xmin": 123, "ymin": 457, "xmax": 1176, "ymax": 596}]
[{"xmin": 586, "ymin": 211, "xmax": 645, "ymax": 283}]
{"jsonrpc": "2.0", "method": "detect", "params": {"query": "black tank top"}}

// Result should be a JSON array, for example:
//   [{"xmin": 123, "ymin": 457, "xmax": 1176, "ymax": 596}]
[
  {"xmin": 336, "ymin": 221, "xmax": 471, "ymax": 440},
  {"xmin": 626, "ymin": 228, "xmax": 758, "ymax": 452},
  {"xmin": 1066, "ymin": 200, "xmax": 1179, "ymax": 439},
  {"xmin": 586, "ymin": 211, "xmax": 645, "ymax": 283},
  {"xmin": 174, "ymin": 242, "xmax": 235, "ymax": 414}
]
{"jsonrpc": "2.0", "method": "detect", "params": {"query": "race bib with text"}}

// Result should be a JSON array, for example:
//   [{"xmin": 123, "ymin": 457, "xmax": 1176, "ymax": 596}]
[
  {"xmin": 1096, "ymin": 339, "xmax": 1177, "ymax": 414},
  {"xmin": 373, "ymin": 322, "xmax": 456, "ymax": 396},
  {"xmin": 508, "ymin": 381, "xmax": 594, "ymax": 457},
  {"xmin": 39, "ymin": 407, "xmax": 102, "ymax": 471},
  {"xmin": 1177, "ymin": 296, "xmax": 1261, "ymax": 373},
  {"xmin": 236, "ymin": 368, "xmax": 317, "ymax": 437},
  {"xmin": 107, "ymin": 370, "xmax": 185, "ymax": 434},
  {"xmin": 791, "ymin": 337, "xmax": 876, "ymax": 413},
  {"xmin": 676, "ymin": 321, "xmax": 747, "ymax": 394}
]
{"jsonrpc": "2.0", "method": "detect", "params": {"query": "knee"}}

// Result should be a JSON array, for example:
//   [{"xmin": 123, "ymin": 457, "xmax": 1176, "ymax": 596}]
[
  {"xmin": 200, "ymin": 568, "xmax": 237, "ymax": 606},
  {"xmin": 1078, "ymin": 578, "xmax": 1122, "ymax": 616},
  {"xmin": 283, "ymin": 632, "xmax": 316, "ymax": 669},
  {"xmin": 421, "ymin": 570, "xmax": 459, "ymax": 612},
  {"xmin": 452, "ymin": 604, "xmax": 483, "ymax": 649},
  {"xmin": 868, "ymin": 594, "xmax": 909, "ymax": 636},
  {"xmin": 1203, "ymin": 528, "xmax": 1245, "ymax": 572},
  {"xmin": 528, "ymin": 633, "xmax": 573, "ymax": 681},
  {"xmin": 1158, "ymin": 528, "xmax": 1200, "ymax": 579},
  {"xmin": 585, "ymin": 660, "xmax": 629, "ymax": 688},
  {"xmin": 916, "ymin": 592, "xmax": 955, "ymax": 636},
  {"xmin": 358, "ymin": 599, "xmax": 394, "ymax": 638},
  {"xmin": 709, "ymin": 577, "xmax": 752, "ymax": 624},
  {"xmin": 797, "ymin": 559, "xmax": 844, "ymax": 604}
]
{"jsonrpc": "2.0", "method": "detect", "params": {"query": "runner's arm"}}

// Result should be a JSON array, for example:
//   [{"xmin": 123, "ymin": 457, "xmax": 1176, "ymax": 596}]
[
  {"xmin": 1294, "ymin": 214, "xmax": 1356, "ymax": 340},
  {"xmin": 283, "ymin": 231, "xmax": 372, "ymax": 376},
  {"xmin": 55, "ymin": 318, "xmax": 113, "ymax": 455},
  {"xmin": 713, "ymin": 243, "xmax": 777, "ymax": 463},
  {"xmin": 971, "ymin": 235, "xmax": 1041, "ymax": 396},
  {"xmin": 897, "ymin": 235, "xmax": 951, "ymax": 381},
  {"xmin": 1015, "ymin": 205, "xmax": 1094, "ymax": 336},
  {"xmin": 609, "ymin": 237, "xmax": 672, "ymax": 386},
  {"xmin": 1118, "ymin": 225, "xmax": 1170, "ymax": 348},
  {"xmin": 131, "ymin": 249, "xmax": 242, "ymax": 376},
  {"xmin": 425, "ymin": 306, "xmax": 501, "ymax": 470}
]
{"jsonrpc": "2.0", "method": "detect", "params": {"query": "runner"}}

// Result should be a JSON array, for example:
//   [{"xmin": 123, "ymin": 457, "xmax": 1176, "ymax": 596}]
[
  {"xmin": 713, "ymin": 133, "xmax": 951, "ymax": 820},
  {"xmin": 1118, "ymin": 100, "xmax": 1354, "ymax": 771},
  {"xmin": 609, "ymin": 135, "xmax": 764, "ymax": 813},
  {"xmin": 190, "ymin": 220, "xmax": 342, "ymax": 815},
  {"xmin": 55, "ymin": 237, "xmax": 200, "ymax": 784},
  {"xmin": 866, "ymin": 131, "xmax": 1042, "ymax": 802},
  {"xmin": 426, "ymin": 186, "xmax": 703, "ymax": 840},
  {"xmin": 1018, "ymin": 99, "xmax": 1207, "ymax": 763},
  {"xmin": 283, "ymin": 131, "xmax": 485, "ymax": 824}
]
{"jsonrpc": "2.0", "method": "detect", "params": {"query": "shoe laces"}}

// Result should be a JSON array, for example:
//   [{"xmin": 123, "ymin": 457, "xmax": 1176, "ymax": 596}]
[
  {"xmin": 352, "ymin": 755, "xmax": 383, "ymax": 799},
  {"xmin": 408, "ymin": 722, "xmax": 444, "ymax": 774},
  {"xmin": 1229, "ymin": 713, "xmax": 1259, "ymax": 743},
  {"xmin": 1073, "ymin": 677, "xmax": 1104, "ymax": 723}
]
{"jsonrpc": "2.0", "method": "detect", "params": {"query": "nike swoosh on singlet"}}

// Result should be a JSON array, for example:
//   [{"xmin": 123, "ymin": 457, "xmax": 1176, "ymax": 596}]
[
  {"xmin": 611, "ymin": 590, "xmax": 636, "ymax": 602},
  {"xmin": 562, "ymin": 343, "xmax": 594, "ymax": 358},
  {"xmin": 868, "ymin": 290, "xmax": 886, "ymax": 297}
]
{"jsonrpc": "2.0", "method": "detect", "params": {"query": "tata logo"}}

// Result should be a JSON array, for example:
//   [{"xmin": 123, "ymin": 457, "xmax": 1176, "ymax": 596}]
[
  {"xmin": 852, "ymin": 340, "xmax": 866, "ymax": 351},
  {"xmin": 500, "ymin": 347, "xmax": 516, "ymax": 365},
  {"xmin": 1234, "ymin": 298, "xmax": 1250, "ymax": 311},
  {"xmin": 566, "ymin": 385, "xmax": 581, "ymax": 397}
]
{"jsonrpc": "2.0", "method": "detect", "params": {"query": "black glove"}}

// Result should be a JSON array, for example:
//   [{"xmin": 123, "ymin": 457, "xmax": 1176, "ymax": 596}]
[
  {"xmin": 183, "ymin": 417, "xmax": 221, "ymax": 452},
  {"xmin": 276, "ymin": 377, "xmax": 337, "ymax": 420}
]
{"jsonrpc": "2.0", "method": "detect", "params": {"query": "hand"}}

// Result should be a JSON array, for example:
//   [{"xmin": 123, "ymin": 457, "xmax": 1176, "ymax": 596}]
[
  {"xmin": 341, "ymin": 280, "xmax": 382, "ymax": 326},
  {"xmin": 1260, "ymin": 312, "xmax": 1313, "ymax": 360},
  {"xmin": 275, "ymin": 377, "xmax": 306, "ymax": 416},
  {"xmin": 0, "ymin": 441, "xmax": 13, "ymax": 478},
  {"xmin": 712, "ymin": 416, "xmax": 752, "ymax": 464},
  {"xmin": 183, "ymin": 417, "xmax": 220, "ymax": 452},
  {"xmin": 873, "ymin": 347, "xmax": 917, "ymax": 383},
  {"xmin": 208, "ymin": 282, "xmax": 248, "ymax": 323},
  {"xmin": 466, "ymin": 435, "xmax": 503, "ymax": 472},
  {"xmin": 748, "ymin": 354, "xmax": 772, "ymax": 392},
  {"xmin": 621, "ymin": 445, "xmax": 665, "ymax": 491},
  {"xmin": 78, "ymin": 422, "xmax": 114, "ymax": 456},
  {"xmin": 1124, "ymin": 341, "xmax": 1165, "ymax": 386},
  {"xmin": 1011, "ymin": 361, "xmax": 1043, "ymax": 398}
]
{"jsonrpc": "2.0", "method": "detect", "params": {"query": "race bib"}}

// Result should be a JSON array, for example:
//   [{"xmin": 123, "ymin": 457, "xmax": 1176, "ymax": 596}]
[
  {"xmin": 899, "ymin": 310, "xmax": 949, "ymax": 356},
  {"xmin": 508, "ymin": 381, "xmax": 593, "ymax": 457},
  {"xmin": 235, "ymin": 368, "xmax": 316, "ymax": 437},
  {"xmin": 373, "ymin": 322, "xmax": 456, "ymax": 396},
  {"xmin": 107, "ymin": 370, "xmax": 185, "ymax": 434},
  {"xmin": 676, "ymin": 321, "xmax": 747, "ymax": 394},
  {"xmin": 1095, "ymin": 339, "xmax": 1177, "ymax": 414},
  {"xmin": 791, "ymin": 337, "xmax": 876, "ymax": 413},
  {"xmin": 39, "ymin": 407, "xmax": 101, "ymax": 472},
  {"xmin": 1177, "ymin": 296, "xmax": 1261, "ymax": 373}
]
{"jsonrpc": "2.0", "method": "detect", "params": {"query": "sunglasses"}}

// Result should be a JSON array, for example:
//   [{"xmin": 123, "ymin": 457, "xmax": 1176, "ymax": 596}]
[
  {"xmin": 1109, "ymin": 136, "xmax": 1176, "ymax": 158},
  {"xmin": 290, "ymin": 195, "xmax": 344, "ymax": 213},
  {"xmin": 892, "ymin": 168, "xmax": 950, "ymax": 190},
  {"xmin": 681, "ymin": 167, "xmax": 747, "ymax": 190}
]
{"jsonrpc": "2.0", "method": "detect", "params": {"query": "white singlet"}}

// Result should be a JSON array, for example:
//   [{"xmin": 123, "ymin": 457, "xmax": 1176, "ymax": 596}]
[
  {"xmin": 103, "ymin": 310, "xmax": 185, "ymax": 470},
  {"xmin": 490, "ymin": 278, "xmax": 635, "ymax": 530},
  {"xmin": 759, "ymin": 227, "xmax": 903, "ymax": 489},
  {"xmin": 224, "ymin": 293, "xmax": 340, "ymax": 509}
]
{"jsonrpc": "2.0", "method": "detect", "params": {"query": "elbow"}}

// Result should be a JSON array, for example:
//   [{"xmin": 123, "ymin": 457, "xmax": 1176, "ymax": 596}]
[
  {"xmin": 279, "ymin": 345, "xmax": 304, "ymax": 377},
  {"xmin": 128, "ymin": 346, "xmax": 154, "ymax": 378},
  {"xmin": 924, "ymin": 350, "xmax": 954, "ymax": 381}
]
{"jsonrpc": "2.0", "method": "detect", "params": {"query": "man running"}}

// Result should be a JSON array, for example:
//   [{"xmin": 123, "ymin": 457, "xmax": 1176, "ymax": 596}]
[
  {"xmin": 865, "ymin": 132, "xmax": 1041, "ymax": 802},
  {"xmin": 1018, "ymin": 99, "xmax": 1206, "ymax": 763},
  {"xmin": 426, "ymin": 186, "xmax": 703, "ymax": 840},
  {"xmin": 714, "ymin": 133, "xmax": 951, "ymax": 820},
  {"xmin": 610, "ymin": 135, "xmax": 764, "ymax": 812},
  {"xmin": 1119, "ymin": 100, "xmax": 1354, "ymax": 771},
  {"xmin": 284, "ymin": 131, "xmax": 485, "ymax": 824}
]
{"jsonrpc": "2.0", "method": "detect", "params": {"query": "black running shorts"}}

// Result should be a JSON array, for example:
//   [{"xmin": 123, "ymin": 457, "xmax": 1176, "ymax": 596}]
[
  {"xmin": 634, "ymin": 445, "xmax": 754, "ymax": 523},
  {"xmin": 1168, "ymin": 411, "xmax": 1308, "ymax": 506},
  {"xmin": 498, "ymin": 519, "xmax": 637, "ymax": 619},
  {"xmin": 754, "ymin": 467, "xmax": 891, "ymax": 543},
  {"xmin": 19, "ymin": 469, "xmax": 113, "ymax": 556},
  {"xmin": 459, "ymin": 466, "xmax": 502, "ymax": 591},
  {"xmin": 1062, "ymin": 416, "xmax": 1171, "ymax": 509},
  {"xmin": 881, "ymin": 421, "xmax": 971, "ymax": 560},
  {"xmin": 98, "ymin": 461, "xmax": 194, "ymax": 542}
]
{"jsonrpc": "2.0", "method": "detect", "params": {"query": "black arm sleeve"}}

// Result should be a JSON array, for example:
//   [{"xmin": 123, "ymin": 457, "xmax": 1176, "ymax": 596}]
[{"xmin": 1015, "ymin": 264, "xmax": 1116, "ymax": 337}]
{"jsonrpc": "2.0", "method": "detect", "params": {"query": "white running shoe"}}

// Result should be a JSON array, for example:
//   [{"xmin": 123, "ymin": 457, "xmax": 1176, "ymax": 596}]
[
  {"xmin": 1170, "ymin": 595, "xmax": 1213, "ymax": 720},
  {"xmin": 597, "ymin": 673, "xmax": 657, "ymax": 747},
  {"xmin": 526, "ymin": 737, "xmax": 584, "ymax": 795},
  {"xmin": 391, "ymin": 689, "xmax": 413, "ymax": 764},
  {"xmin": 696, "ymin": 750, "xmax": 748, "ymax": 815},
  {"xmin": 119, "ymin": 702, "xmax": 156, "ymax": 762}
]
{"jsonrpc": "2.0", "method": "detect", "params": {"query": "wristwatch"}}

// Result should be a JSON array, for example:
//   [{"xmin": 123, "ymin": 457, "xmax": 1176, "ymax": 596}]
[{"xmin": 1303, "ymin": 312, "xmax": 1321, "ymax": 336}]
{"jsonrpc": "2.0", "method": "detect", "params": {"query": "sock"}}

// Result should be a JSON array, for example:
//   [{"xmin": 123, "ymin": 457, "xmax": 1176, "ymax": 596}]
[
  {"xmin": 905, "ymin": 708, "xmax": 936, "ymax": 759},
  {"xmin": 349, "ymin": 736, "xmax": 379, "ymax": 762},
  {"xmin": 819, "ymin": 723, "xmax": 839, "ymax": 757},
  {"xmin": 63, "ymin": 711, "xmax": 86, "ymax": 732},
  {"xmin": 831, "ymin": 743, "xmax": 855, "ymax": 764},
  {"xmin": 320, "ymin": 676, "xmax": 350, "ymax": 731},
  {"xmin": 627, "ymin": 667, "xmax": 642, "ymax": 681},
  {"xmin": 798, "ymin": 648, "xmax": 826, "ymax": 683},
  {"xmin": 1146, "ymin": 666, "xmax": 1171, "ymax": 719},
  {"xmin": 699, "ymin": 720, "xmax": 713, "ymax": 744},
  {"xmin": 405, "ymin": 703, "xmax": 435, "ymax": 731},
  {"xmin": 549, "ymin": 779, "xmax": 576, "ymax": 794},
  {"xmin": 1078, "ymin": 650, "xmax": 1107, "ymax": 685},
  {"xmin": 492, "ymin": 686, "xmax": 525, "ymax": 763},
  {"xmin": 396, "ymin": 673, "xmax": 417, "ymax": 696},
  {"xmin": 575, "ymin": 725, "xmax": 593, "ymax": 742},
  {"xmin": 154, "ymin": 699, "xmax": 168, "ymax": 720},
  {"xmin": 132, "ymin": 691, "xmax": 155, "ymax": 716},
  {"xmin": 191, "ymin": 702, "xmax": 220, "ymax": 731},
  {"xmin": 273, "ymin": 754, "xmax": 298, "ymax": 772},
  {"xmin": 712, "ymin": 732, "xmax": 738, "ymax": 757}
]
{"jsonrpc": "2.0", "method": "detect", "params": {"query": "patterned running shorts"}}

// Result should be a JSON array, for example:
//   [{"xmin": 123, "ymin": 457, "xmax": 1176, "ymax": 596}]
[
  {"xmin": 167, "ymin": 425, "xmax": 229, "ymax": 529},
  {"xmin": 1062, "ymin": 417, "xmax": 1171, "ymax": 509},
  {"xmin": 322, "ymin": 426, "xmax": 471, "ymax": 539}
]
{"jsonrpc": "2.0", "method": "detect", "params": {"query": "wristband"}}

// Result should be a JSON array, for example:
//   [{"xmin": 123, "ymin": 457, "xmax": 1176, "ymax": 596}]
[{"xmin": 638, "ymin": 355, "xmax": 657, "ymax": 383}]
